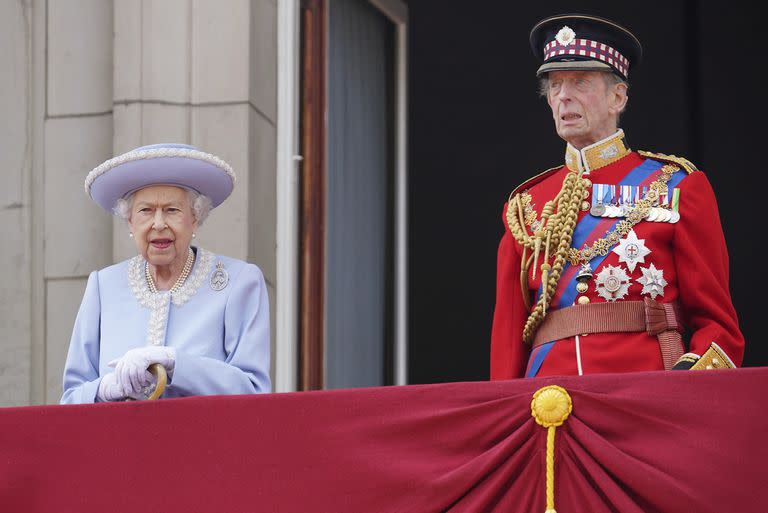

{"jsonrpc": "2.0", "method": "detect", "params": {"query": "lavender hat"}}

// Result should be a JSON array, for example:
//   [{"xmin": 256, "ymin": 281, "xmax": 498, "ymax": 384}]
[{"xmin": 85, "ymin": 143, "xmax": 236, "ymax": 212}]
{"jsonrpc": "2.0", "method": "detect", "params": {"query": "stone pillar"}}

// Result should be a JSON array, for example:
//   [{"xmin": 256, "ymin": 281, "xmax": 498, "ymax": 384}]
[
  {"xmin": 0, "ymin": 1, "xmax": 33, "ymax": 406},
  {"xmin": 42, "ymin": 0, "xmax": 114, "ymax": 403}
]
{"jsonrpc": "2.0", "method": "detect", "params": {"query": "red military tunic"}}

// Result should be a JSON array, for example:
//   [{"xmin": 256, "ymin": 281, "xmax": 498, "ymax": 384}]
[{"xmin": 490, "ymin": 130, "xmax": 744, "ymax": 379}]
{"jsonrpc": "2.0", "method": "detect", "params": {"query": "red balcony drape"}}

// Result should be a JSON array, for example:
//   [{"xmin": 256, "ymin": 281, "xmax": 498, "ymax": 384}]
[{"xmin": 1, "ymin": 368, "xmax": 765, "ymax": 513}]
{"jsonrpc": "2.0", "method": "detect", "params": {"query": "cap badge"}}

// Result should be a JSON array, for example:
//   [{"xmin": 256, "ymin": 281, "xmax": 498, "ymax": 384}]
[{"xmin": 555, "ymin": 26, "xmax": 576, "ymax": 46}]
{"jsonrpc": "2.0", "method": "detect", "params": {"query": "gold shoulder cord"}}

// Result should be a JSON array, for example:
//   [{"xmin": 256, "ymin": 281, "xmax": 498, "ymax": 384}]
[{"xmin": 506, "ymin": 168, "xmax": 586, "ymax": 344}]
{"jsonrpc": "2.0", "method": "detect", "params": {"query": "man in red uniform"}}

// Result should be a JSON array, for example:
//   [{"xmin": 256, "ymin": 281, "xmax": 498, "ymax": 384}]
[{"xmin": 491, "ymin": 14, "xmax": 744, "ymax": 379}]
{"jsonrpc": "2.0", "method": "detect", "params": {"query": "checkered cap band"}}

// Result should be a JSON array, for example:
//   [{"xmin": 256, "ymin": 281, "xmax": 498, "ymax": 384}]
[{"xmin": 544, "ymin": 38, "xmax": 629, "ymax": 77}]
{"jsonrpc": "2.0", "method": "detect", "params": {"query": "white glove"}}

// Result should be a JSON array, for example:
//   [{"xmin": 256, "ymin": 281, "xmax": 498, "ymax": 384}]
[
  {"xmin": 96, "ymin": 373, "xmax": 125, "ymax": 402},
  {"xmin": 110, "ymin": 346, "xmax": 176, "ymax": 398}
]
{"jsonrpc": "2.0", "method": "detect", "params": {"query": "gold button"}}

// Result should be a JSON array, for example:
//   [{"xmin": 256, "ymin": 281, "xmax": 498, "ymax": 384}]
[
  {"xmin": 706, "ymin": 365, "xmax": 713, "ymax": 370},
  {"xmin": 583, "ymin": 178, "xmax": 592, "ymax": 188},
  {"xmin": 712, "ymin": 358, "xmax": 720, "ymax": 366},
  {"xmin": 577, "ymin": 296, "xmax": 590, "ymax": 305},
  {"xmin": 581, "ymin": 201, "xmax": 590, "ymax": 211}
]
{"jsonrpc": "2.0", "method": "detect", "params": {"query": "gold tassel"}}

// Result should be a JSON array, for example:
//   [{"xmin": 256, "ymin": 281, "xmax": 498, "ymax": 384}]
[
  {"xmin": 520, "ymin": 246, "xmax": 531, "ymax": 311},
  {"xmin": 532, "ymin": 231, "xmax": 543, "ymax": 279},
  {"xmin": 540, "ymin": 264, "xmax": 551, "ymax": 315},
  {"xmin": 540, "ymin": 230, "xmax": 552, "ymax": 315},
  {"xmin": 531, "ymin": 386, "xmax": 573, "ymax": 513}
]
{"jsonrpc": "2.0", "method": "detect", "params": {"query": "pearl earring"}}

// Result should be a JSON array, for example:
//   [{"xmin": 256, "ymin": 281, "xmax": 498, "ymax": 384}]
[
  {"xmin": 129, "ymin": 232, "xmax": 134, "ymax": 238},
  {"xmin": 192, "ymin": 233, "xmax": 196, "ymax": 239}
]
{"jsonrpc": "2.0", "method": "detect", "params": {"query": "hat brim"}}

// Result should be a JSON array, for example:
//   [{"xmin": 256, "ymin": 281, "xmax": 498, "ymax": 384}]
[
  {"xmin": 536, "ymin": 59, "xmax": 615, "ymax": 77},
  {"xmin": 87, "ymin": 153, "xmax": 234, "ymax": 212}
]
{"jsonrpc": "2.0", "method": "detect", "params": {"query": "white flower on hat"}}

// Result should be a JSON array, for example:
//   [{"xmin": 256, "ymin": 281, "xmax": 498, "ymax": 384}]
[{"xmin": 556, "ymin": 26, "xmax": 576, "ymax": 46}]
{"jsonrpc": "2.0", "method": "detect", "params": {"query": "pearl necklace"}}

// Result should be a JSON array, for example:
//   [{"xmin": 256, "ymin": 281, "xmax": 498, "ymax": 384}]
[{"xmin": 145, "ymin": 248, "xmax": 195, "ymax": 294}]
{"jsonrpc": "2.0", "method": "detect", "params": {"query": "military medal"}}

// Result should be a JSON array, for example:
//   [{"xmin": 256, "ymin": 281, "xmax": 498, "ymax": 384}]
[
  {"xmin": 590, "ymin": 184, "xmax": 605, "ymax": 217},
  {"xmin": 595, "ymin": 265, "xmax": 631, "ymax": 302},
  {"xmin": 669, "ymin": 188, "xmax": 681, "ymax": 223},
  {"xmin": 612, "ymin": 229, "xmax": 651, "ymax": 272},
  {"xmin": 618, "ymin": 185, "xmax": 636, "ymax": 217},
  {"xmin": 637, "ymin": 263, "xmax": 668, "ymax": 299},
  {"xmin": 590, "ymin": 184, "xmax": 606, "ymax": 216},
  {"xmin": 575, "ymin": 262, "xmax": 593, "ymax": 294},
  {"xmin": 210, "ymin": 261, "xmax": 229, "ymax": 291},
  {"xmin": 619, "ymin": 185, "xmax": 632, "ymax": 209},
  {"xmin": 659, "ymin": 189, "xmax": 669, "ymax": 207}
]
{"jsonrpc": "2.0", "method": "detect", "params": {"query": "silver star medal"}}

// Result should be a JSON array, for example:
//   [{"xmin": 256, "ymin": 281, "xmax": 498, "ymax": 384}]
[
  {"xmin": 595, "ymin": 265, "xmax": 632, "ymax": 302},
  {"xmin": 210, "ymin": 261, "xmax": 229, "ymax": 291},
  {"xmin": 637, "ymin": 263, "xmax": 668, "ymax": 299},
  {"xmin": 612, "ymin": 229, "xmax": 651, "ymax": 272}
]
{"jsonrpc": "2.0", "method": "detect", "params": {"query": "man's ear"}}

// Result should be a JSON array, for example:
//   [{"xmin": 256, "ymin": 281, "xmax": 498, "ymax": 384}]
[{"xmin": 610, "ymin": 82, "xmax": 629, "ymax": 114}]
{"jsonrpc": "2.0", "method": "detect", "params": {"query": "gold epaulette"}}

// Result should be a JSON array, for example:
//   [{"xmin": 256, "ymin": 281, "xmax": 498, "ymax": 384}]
[
  {"xmin": 507, "ymin": 165, "xmax": 562, "ymax": 202},
  {"xmin": 638, "ymin": 150, "xmax": 698, "ymax": 174}
]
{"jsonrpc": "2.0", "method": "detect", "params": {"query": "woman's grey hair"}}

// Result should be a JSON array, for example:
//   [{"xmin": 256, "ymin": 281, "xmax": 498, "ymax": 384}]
[{"xmin": 113, "ymin": 189, "xmax": 213, "ymax": 227}]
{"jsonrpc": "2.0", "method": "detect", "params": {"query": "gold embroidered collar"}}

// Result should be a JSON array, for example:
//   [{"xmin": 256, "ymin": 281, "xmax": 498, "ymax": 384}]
[{"xmin": 564, "ymin": 129, "xmax": 630, "ymax": 174}]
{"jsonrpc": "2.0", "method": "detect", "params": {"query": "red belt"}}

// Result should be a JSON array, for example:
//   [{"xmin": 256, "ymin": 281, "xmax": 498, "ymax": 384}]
[{"xmin": 532, "ymin": 298, "xmax": 684, "ymax": 370}]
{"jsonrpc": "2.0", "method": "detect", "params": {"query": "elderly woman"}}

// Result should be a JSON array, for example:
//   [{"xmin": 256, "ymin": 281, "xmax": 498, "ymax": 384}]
[{"xmin": 61, "ymin": 143, "xmax": 271, "ymax": 403}]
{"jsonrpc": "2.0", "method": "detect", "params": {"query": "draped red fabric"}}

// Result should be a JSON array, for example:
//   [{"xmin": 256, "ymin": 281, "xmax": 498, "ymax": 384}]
[{"xmin": 1, "ymin": 369, "xmax": 765, "ymax": 513}]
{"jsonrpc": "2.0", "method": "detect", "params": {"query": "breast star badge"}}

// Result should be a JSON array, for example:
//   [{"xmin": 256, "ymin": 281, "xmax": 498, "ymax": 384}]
[
  {"xmin": 612, "ymin": 229, "xmax": 650, "ymax": 272},
  {"xmin": 595, "ymin": 265, "xmax": 631, "ymax": 302},
  {"xmin": 637, "ymin": 263, "xmax": 668, "ymax": 299}
]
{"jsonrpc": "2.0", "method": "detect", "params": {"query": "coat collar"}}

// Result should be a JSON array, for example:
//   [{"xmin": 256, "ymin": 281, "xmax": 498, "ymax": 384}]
[{"xmin": 564, "ymin": 129, "xmax": 630, "ymax": 174}]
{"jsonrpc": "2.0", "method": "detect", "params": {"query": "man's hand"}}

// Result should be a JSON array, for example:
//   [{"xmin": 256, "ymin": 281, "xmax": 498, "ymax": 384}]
[{"xmin": 109, "ymin": 346, "xmax": 176, "ymax": 398}]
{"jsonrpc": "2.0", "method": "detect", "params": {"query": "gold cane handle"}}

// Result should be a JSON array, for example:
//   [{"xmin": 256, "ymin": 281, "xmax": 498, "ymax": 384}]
[{"xmin": 146, "ymin": 363, "xmax": 168, "ymax": 400}]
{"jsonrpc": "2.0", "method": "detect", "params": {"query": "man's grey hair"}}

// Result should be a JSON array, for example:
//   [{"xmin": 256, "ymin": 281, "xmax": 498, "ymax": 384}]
[
  {"xmin": 113, "ymin": 188, "xmax": 213, "ymax": 227},
  {"xmin": 538, "ymin": 71, "xmax": 629, "ymax": 115}
]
